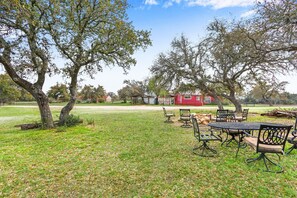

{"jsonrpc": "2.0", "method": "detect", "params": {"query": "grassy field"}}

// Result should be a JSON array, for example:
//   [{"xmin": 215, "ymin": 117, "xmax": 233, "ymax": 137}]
[{"xmin": 0, "ymin": 105, "xmax": 297, "ymax": 197}]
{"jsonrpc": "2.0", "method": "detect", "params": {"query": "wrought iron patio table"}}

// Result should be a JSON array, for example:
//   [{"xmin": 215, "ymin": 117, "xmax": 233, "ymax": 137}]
[{"xmin": 208, "ymin": 122, "xmax": 290, "ymax": 156}]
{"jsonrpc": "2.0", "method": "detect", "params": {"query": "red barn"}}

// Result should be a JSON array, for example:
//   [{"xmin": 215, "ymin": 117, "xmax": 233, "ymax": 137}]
[{"xmin": 175, "ymin": 92, "xmax": 215, "ymax": 106}]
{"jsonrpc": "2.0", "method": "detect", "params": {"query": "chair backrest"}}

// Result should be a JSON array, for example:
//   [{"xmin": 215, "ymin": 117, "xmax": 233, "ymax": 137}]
[
  {"xmin": 216, "ymin": 109, "xmax": 229, "ymax": 122},
  {"xmin": 226, "ymin": 113, "xmax": 237, "ymax": 122},
  {"xmin": 191, "ymin": 116, "xmax": 201, "ymax": 141},
  {"xmin": 180, "ymin": 109, "xmax": 191, "ymax": 117},
  {"xmin": 242, "ymin": 109, "xmax": 249, "ymax": 121},
  {"xmin": 216, "ymin": 109, "xmax": 229, "ymax": 116},
  {"xmin": 257, "ymin": 124, "xmax": 292, "ymax": 152}
]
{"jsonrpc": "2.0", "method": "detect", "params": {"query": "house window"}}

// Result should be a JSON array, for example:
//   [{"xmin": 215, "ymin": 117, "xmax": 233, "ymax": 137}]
[
  {"xmin": 184, "ymin": 94, "xmax": 192, "ymax": 100},
  {"xmin": 196, "ymin": 96, "xmax": 200, "ymax": 101},
  {"xmin": 204, "ymin": 96, "xmax": 211, "ymax": 103}
]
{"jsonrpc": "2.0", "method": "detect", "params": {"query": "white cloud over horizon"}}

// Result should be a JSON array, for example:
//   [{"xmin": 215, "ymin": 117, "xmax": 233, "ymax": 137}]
[
  {"xmin": 144, "ymin": 0, "xmax": 158, "ymax": 5},
  {"xmin": 143, "ymin": 0, "xmax": 257, "ymax": 9},
  {"xmin": 187, "ymin": 0, "xmax": 255, "ymax": 9},
  {"xmin": 240, "ymin": 9, "xmax": 256, "ymax": 18}
]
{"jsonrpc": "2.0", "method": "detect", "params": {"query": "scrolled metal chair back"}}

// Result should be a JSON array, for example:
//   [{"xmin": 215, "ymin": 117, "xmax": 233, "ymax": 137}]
[{"xmin": 258, "ymin": 125, "xmax": 292, "ymax": 148}]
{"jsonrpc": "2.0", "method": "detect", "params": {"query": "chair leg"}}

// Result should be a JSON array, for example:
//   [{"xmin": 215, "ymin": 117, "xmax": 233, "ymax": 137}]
[
  {"xmin": 181, "ymin": 120, "xmax": 191, "ymax": 128},
  {"xmin": 246, "ymin": 153, "xmax": 265, "ymax": 164},
  {"xmin": 193, "ymin": 142, "xmax": 217, "ymax": 157},
  {"xmin": 246, "ymin": 153, "xmax": 284, "ymax": 173},
  {"xmin": 286, "ymin": 144, "xmax": 297, "ymax": 155},
  {"xmin": 235, "ymin": 141, "xmax": 247, "ymax": 158},
  {"xmin": 164, "ymin": 116, "xmax": 173, "ymax": 123},
  {"xmin": 204, "ymin": 142, "xmax": 217, "ymax": 154},
  {"xmin": 221, "ymin": 133, "xmax": 239, "ymax": 147}
]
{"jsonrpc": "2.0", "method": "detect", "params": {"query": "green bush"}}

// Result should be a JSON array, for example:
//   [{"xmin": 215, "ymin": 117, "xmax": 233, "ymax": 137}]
[
  {"xmin": 98, "ymin": 98, "xmax": 105, "ymax": 103},
  {"xmin": 59, "ymin": 114, "xmax": 81, "ymax": 127}
]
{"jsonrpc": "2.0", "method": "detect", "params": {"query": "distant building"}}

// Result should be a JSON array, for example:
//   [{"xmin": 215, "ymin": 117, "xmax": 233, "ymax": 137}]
[
  {"xmin": 140, "ymin": 91, "xmax": 215, "ymax": 106},
  {"xmin": 174, "ymin": 92, "xmax": 215, "ymax": 106},
  {"xmin": 105, "ymin": 95, "xmax": 112, "ymax": 103}
]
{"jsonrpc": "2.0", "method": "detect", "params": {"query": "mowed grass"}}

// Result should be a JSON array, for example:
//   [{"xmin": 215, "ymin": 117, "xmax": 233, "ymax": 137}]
[{"xmin": 0, "ymin": 106, "xmax": 297, "ymax": 197}]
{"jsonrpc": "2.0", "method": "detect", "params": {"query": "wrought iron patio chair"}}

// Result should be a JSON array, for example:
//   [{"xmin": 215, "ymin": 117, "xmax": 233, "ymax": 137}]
[
  {"xmin": 243, "ymin": 124, "xmax": 292, "ymax": 173},
  {"xmin": 179, "ymin": 108, "xmax": 191, "ymax": 128},
  {"xmin": 221, "ymin": 113, "xmax": 243, "ymax": 147},
  {"xmin": 215, "ymin": 109, "xmax": 229, "ymax": 122},
  {"xmin": 192, "ymin": 116, "xmax": 222, "ymax": 157},
  {"xmin": 162, "ymin": 107, "xmax": 175, "ymax": 123},
  {"xmin": 286, "ymin": 116, "xmax": 297, "ymax": 154},
  {"xmin": 237, "ymin": 109, "xmax": 249, "ymax": 122}
]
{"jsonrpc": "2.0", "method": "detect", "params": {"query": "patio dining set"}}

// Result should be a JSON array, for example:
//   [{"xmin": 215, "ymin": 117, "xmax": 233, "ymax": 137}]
[{"xmin": 162, "ymin": 107, "xmax": 297, "ymax": 173}]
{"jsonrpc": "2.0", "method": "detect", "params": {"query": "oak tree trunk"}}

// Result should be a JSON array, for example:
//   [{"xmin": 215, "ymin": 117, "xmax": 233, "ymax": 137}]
[
  {"xmin": 212, "ymin": 95, "xmax": 224, "ymax": 110},
  {"xmin": 59, "ymin": 71, "xmax": 78, "ymax": 123},
  {"xmin": 33, "ymin": 91, "xmax": 55, "ymax": 128},
  {"xmin": 221, "ymin": 91, "xmax": 242, "ymax": 113}
]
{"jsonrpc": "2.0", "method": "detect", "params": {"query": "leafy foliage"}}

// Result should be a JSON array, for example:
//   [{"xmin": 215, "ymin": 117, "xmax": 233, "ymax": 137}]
[
  {"xmin": 47, "ymin": 83, "xmax": 70, "ymax": 102},
  {"xmin": 117, "ymin": 85, "xmax": 131, "ymax": 103},
  {"xmin": 79, "ymin": 84, "xmax": 106, "ymax": 103},
  {"xmin": 0, "ymin": 74, "xmax": 21, "ymax": 104}
]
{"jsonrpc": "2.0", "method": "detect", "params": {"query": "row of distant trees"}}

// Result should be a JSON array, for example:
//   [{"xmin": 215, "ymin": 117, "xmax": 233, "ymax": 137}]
[
  {"xmin": 1, "ymin": 72, "xmax": 297, "ymax": 106},
  {"xmin": 47, "ymin": 83, "xmax": 109, "ymax": 103},
  {"xmin": 0, "ymin": 74, "xmax": 113, "ymax": 104}
]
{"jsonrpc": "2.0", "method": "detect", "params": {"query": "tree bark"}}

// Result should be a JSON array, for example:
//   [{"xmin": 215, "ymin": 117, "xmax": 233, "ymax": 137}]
[
  {"xmin": 213, "ymin": 95, "xmax": 224, "ymax": 110},
  {"xmin": 155, "ymin": 96, "xmax": 159, "ymax": 105},
  {"xmin": 0, "ymin": 40, "xmax": 54, "ymax": 128},
  {"xmin": 225, "ymin": 96, "xmax": 242, "ymax": 113},
  {"xmin": 221, "ymin": 90, "xmax": 242, "ymax": 113},
  {"xmin": 59, "ymin": 97, "xmax": 76, "ymax": 123},
  {"xmin": 59, "ymin": 70, "xmax": 78, "ymax": 123},
  {"xmin": 33, "ymin": 90, "xmax": 55, "ymax": 128},
  {"xmin": 204, "ymin": 89, "xmax": 224, "ymax": 110}
]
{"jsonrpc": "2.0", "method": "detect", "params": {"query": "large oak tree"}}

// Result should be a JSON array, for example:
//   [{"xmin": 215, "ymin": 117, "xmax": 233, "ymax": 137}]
[
  {"xmin": 0, "ymin": 1, "xmax": 56, "ymax": 128},
  {"xmin": 46, "ymin": 0, "xmax": 151, "ymax": 122}
]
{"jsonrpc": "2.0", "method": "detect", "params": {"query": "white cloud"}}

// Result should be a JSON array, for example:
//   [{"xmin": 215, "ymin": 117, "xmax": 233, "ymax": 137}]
[
  {"xmin": 143, "ymin": 0, "xmax": 259, "ymax": 9},
  {"xmin": 144, "ymin": 0, "xmax": 158, "ymax": 5},
  {"xmin": 185, "ymin": 0, "xmax": 255, "ymax": 9},
  {"xmin": 240, "ymin": 9, "xmax": 256, "ymax": 18},
  {"xmin": 163, "ymin": 0, "xmax": 182, "ymax": 8}
]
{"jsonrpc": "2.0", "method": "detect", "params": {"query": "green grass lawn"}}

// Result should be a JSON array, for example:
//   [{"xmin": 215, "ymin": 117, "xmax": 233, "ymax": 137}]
[{"xmin": 0, "ymin": 106, "xmax": 297, "ymax": 197}]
